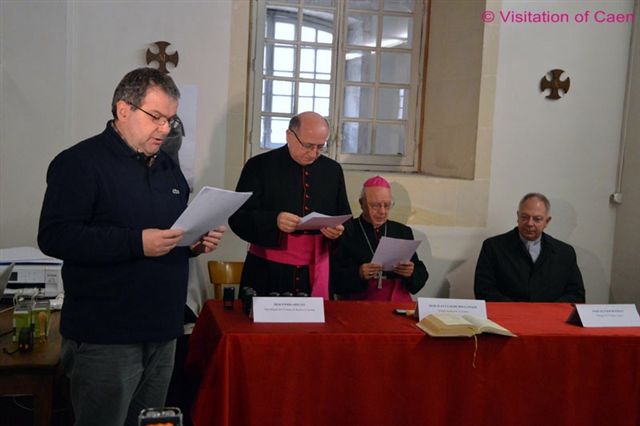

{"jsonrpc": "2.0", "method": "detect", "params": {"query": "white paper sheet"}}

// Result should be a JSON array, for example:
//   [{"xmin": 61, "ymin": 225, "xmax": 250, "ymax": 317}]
[
  {"xmin": 295, "ymin": 212, "xmax": 352, "ymax": 231},
  {"xmin": 171, "ymin": 186, "xmax": 252, "ymax": 246},
  {"xmin": 371, "ymin": 236, "xmax": 422, "ymax": 271}
]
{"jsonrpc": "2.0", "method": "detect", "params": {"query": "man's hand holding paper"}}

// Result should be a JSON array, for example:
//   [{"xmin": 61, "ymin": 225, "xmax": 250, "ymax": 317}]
[
  {"xmin": 171, "ymin": 186, "xmax": 252, "ymax": 246},
  {"xmin": 190, "ymin": 225, "xmax": 226, "ymax": 255}
]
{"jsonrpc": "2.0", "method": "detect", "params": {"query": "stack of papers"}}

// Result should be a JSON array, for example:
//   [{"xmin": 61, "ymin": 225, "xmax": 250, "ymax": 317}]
[
  {"xmin": 371, "ymin": 237, "xmax": 422, "ymax": 271},
  {"xmin": 171, "ymin": 186, "xmax": 252, "ymax": 246},
  {"xmin": 295, "ymin": 212, "xmax": 352, "ymax": 231}
]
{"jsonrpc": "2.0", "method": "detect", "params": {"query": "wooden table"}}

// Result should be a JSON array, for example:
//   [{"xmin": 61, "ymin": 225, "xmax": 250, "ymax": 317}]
[{"xmin": 0, "ymin": 307, "xmax": 62, "ymax": 426}]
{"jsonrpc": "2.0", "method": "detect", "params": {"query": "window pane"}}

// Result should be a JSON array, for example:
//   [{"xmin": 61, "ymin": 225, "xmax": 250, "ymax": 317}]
[
  {"xmin": 265, "ymin": 6, "xmax": 297, "ymax": 39},
  {"xmin": 315, "ymin": 98, "xmax": 330, "ymax": 116},
  {"xmin": 262, "ymin": 80, "xmax": 294, "ymax": 113},
  {"xmin": 375, "ymin": 123, "xmax": 405, "ymax": 155},
  {"xmin": 302, "ymin": 9, "xmax": 334, "ymax": 43},
  {"xmin": 300, "ymin": 82, "xmax": 331, "ymax": 97},
  {"xmin": 274, "ymin": 21, "xmax": 296, "ymax": 41},
  {"xmin": 344, "ymin": 50, "xmax": 376, "ymax": 82},
  {"xmin": 298, "ymin": 97, "xmax": 314, "ymax": 112},
  {"xmin": 315, "ymin": 83, "xmax": 330, "ymax": 97},
  {"xmin": 264, "ymin": 42, "xmax": 296, "ymax": 77},
  {"xmin": 316, "ymin": 49, "xmax": 332, "ymax": 75},
  {"xmin": 272, "ymin": 95, "xmax": 294, "ymax": 113},
  {"xmin": 348, "ymin": 0, "xmax": 379, "ymax": 11},
  {"xmin": 300, "ymin": 48, "xmax": 317, "ymax": 73},
  {"xmin": 261, "ymin": 116, "xmax": 290, "ymax": 149},
  {"xmin": 298, "ymin": 83, "xmax": 330, "ymax": 115},
  {"xmin": 301, "ymin": 26, "xmax": 316, "ymax": 42},
  {"xmin": 272, "ymin": 80, "xmax": 294, "ymax": 95},
  {"xmin": 347, "ymin": 13, "xmax": 377, "ymax": 47},
  {"xmin": 344, "ymin": 86, "xmax": 374, "ymax": 118},
  {"xmin": 383, "ymin": 0, "xmax": 413, "ymax": 12},
  {"xmin": 318, "ymin": 30, "xmax": 333, "ymax": 43},
  {"xmin": 300, "ymin": 48, "xmax": 332, "ymax": 80},
  {"xmin": 377, "ymin": 87, "xmax": 407, "ymax": 119},
  {"xmin": 382, "ymin": 15, "xmax": 412, "ymax": 48},
  {"xmin": 342, "ymin": 121, "xmax": 372, "ymax": 154},
  {"xmin": 299, "ymin": 82, "xmax": 315, "ymax": 96},
  {"xmin": 304, "ymin": 0, "xmax": 337, "ymax": 6},
  {"xmin": 380, "ymin": 51, "xmax": 411, "ymax": 84}
]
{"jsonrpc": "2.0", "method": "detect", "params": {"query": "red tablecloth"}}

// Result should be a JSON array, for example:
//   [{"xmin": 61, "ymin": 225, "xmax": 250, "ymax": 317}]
[{"xmin": 186, "ymin": 301, "xmax": 640, "ymax": 426}]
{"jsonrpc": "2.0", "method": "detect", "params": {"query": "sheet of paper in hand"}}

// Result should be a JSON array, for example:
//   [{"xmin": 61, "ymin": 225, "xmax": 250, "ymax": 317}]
[
  {"xmin": 171, "ymin": 186, "xmax": 252, "ymax": 246},
  {"xmin": 371, "ymin": 236, "xmax": 422, "ymax": 271},
  {"xmin": 295, "ymin": 212, "xmax": 352, "ymax": 231}
]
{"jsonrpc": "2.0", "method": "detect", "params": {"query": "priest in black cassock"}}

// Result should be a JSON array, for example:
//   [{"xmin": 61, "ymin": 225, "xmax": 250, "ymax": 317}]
[
  {"xmin": 229, "ymin": 111, "xmax": 351, "ymax": 298},
  {"xmin": 331, "ymin": 176, "xmax": 428, "ymax": 301}
]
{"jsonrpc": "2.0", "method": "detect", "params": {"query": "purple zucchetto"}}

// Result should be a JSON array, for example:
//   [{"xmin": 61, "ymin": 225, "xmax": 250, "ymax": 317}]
[{"xmin": 363, "ymin": 175, "xmax": 391, "ymax": 189}]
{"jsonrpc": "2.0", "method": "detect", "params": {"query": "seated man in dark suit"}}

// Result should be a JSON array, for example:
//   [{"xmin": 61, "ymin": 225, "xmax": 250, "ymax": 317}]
[{"xmin": 474, "ymin": 193, "xmax": 585, "ymax": 302}]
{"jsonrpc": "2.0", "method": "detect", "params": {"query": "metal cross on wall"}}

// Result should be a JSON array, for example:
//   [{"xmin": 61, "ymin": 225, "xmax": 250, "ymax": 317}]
[
  {"xmin": 540, "ymin": 69, "xmax": 570, "ymax": 100},
  {"xmin": 146, "ymin": 41, "xmax": 179, "ymax": 75}
]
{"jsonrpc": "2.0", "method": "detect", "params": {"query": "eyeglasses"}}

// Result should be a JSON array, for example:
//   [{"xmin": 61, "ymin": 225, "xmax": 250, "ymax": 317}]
[
  {"xmin": 518, "ymin": 213, "xmax": 546, "ymax": 224},
  {"xmin": 128, "ymin": 102, "xmax": 182, "ymax": 131},
  {"xmin": 368, "ymin": 202, "xmax": 394, "ymax": 211},
  {"xmin": 289, "ymin": 128, "xmax": 327, "ymax": 152}
]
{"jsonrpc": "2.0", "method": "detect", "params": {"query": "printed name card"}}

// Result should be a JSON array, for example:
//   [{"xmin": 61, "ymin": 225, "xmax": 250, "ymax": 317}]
[
  {"xmin": 567, "ymin": 304, "xmax": 640, "ymax": 327},
  {"xmin": 416, "ymin": 297, "xmax": 487, "ymax": 321},
  {"xmin": 253, "ymin": 297, "xmax": 325, "ymax": 323}
]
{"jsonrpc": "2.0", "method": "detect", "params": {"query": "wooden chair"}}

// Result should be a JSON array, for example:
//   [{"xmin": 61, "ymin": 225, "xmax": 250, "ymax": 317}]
[{"xmin": 207, "ymin": 261, "xmax": 244, "ymax": 300}]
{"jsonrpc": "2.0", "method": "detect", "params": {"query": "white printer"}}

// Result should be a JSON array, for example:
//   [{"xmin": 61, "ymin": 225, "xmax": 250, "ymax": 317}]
[{"xmin": 0, "ymin": 247, "xmax": 63, "ymax": 298}]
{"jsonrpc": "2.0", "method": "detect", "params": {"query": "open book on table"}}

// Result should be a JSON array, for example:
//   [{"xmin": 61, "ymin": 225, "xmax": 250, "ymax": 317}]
[{"xmin": 416, "ymin": 313, "xmax": 516, "ymax": 337}]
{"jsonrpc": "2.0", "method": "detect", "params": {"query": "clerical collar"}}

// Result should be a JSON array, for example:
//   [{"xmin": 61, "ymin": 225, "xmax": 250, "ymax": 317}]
[
  {"xmin": 111, "ymin": 120, "xmax": 157, "ymax": 167},
  {"xmin": 518, "ymin": 233, "xmax": 541, "ymax": 246}
]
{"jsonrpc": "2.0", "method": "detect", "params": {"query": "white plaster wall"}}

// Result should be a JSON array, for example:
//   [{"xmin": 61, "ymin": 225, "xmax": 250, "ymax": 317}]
[
  {"xmin": 0, "ymin": 0, "xmax": 235, "ymax": 299},
  {"xmin": 0, "ymin": 0, "xmax": 68, "ymax": 247}
]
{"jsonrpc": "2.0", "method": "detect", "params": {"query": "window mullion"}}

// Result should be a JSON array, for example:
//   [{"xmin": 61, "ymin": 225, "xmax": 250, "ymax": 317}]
[
  {"xmin": 371, "ymin": 5, "xmax": 383, "ymax": 156},
  {"xmin": 331, "ymin": 0, "xmax": 347, "ymax": 159}
]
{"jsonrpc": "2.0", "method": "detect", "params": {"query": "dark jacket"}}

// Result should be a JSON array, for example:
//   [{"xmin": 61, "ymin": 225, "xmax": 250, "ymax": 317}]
[
  {"xmin": 474, "ymin": 228, "xmax": 585, "ymax": 302},
  {"xmin": 38, "ymin": 123, "xmax": 191, "ymax": 344},
  {"xmin": 331, "ymin": 217, "xmax": 428, "ymax": 296}
]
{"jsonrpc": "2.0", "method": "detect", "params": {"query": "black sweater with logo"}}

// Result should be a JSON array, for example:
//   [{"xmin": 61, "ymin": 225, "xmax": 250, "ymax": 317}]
[{"xmin": 38, "ymin": 123, "xmax": 191, "ymax": 343}]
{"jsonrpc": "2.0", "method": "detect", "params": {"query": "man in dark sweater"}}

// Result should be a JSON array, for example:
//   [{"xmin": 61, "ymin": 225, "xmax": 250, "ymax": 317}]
[
  {"xmin": 38, "ymin": 67, "xmax": 224, "ymax": 426},
  {"xmin": 474, "ymin": 193, "xmax": 585, "ymax": 302}
]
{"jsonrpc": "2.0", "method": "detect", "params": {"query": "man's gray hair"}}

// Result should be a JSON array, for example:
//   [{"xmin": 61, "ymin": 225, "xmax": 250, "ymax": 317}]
[
  {"xmin": 111, "ymin": 67, "xmax": 180, "ymax": 118},
  {"xmin": 519, "ymin": 192, "xmax": 551, "ymax": 214}
]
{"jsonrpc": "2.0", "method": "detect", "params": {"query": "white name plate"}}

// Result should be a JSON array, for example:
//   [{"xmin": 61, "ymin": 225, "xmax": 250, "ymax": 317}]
[
  {"xmin": 567, "ymin": 304, "xmax": 640, "ymax": 327},
  {"xmin": 417, "ymin": 297, "xmax": 487, "ymax": 321},
  {"xmin": 253, "ymin": 297, "xmax": 325, "ymax": 323}
]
